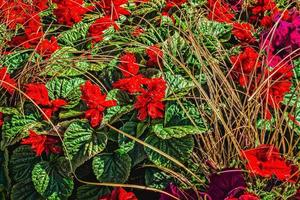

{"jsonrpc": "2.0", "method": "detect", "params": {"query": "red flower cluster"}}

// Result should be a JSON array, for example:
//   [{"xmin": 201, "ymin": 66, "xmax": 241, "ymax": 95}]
[
  {"xmin": 95, "ymin": 0, "xmax": 130, "ymax": 20},
  {"xmin": 99, "ymin": 187, "xmax": 137, "ymax": 200},
  {"xmin": 25, "ymin": 83, "xmax": 67, "ymax": 119},
  {"xmin": 163, "ymin": 0, "xmax": 187, "ymax": 12},
  {"xmin": 132, "ymin": 27, "xmax": 144, "ymax": 37},
  {"xmin": 225, "ymin": 193, "xmax": 259, "ymax": 200},
  {"xmin": 0, "ymin": 112, "xmax": 3, "ymax": 127},
  {"xmin": 146, "ymin": 45, "xmax": 163, "ymax": 67},
  {"xmin": 232, "ymin": 22, "xmax": 256, "ymax": 44},
  {"xmin": 207, "ymin": 0, "xmax": 235, "ymax": 23},
  {"xmin": 80, "ymin": 81, "xmax": 117, "ymax": 128},
  {"xmin": 241, "ymin": 145, "xmax": 299, "ymax": 183},
  {"xmin": 134, "ymin": 77, "xmax": 166, "ymax": 120},
  {"xmin": 0, "ymin": 67, "xmax": 17, "ymax": 94},
  {"xmin": 0, "ymin": 0, "xmax": 47, "ymax": 30},
  {"xmin": 36, "ymin": 36, "xmax": 60, "ymax": 58},
  {"xmin": 113, "ymin": 52, "xmax": 166, "ymax": 121},
  {"xmin": 230, "ymin": 47, "xmax": 261, "ymax": 87},
  {"xmin": 53, "ymin": 0, "xmax": 91, "ymax": 26},
  {"xmin": 118, "ymin": 53, "xmax": 140, "ymax": 77},
  {"xmin": 259, "ymin": 65, "xmax": 293, "ymax": 119},
  {"xmin": 9, "ymin": 15, "xmax": 44, "ymax": 48},
  {"xmin": 2, "ymin": 1, "xmax": 60, "ymax": 57},
  {"xmin": 113, "ymin": 53, "xmax": 146, "ymax": 93},
  {"xmin": 21, "ymin": 130, "xmax": 61, "ymax": 156},
  {"xmin": 248, "ymin": 0, "xmax": 278, "ymax": 27},
  {"xmin": 88, "ymin": 0, "xmax": 132, "ymax": 43},
  {"xmin": 88, "ymin": 16, "xmax": 119, "ymax": 43}
]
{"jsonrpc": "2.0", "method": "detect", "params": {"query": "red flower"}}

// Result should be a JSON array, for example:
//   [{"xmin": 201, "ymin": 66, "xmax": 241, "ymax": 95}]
[
  {"xmin": 132, "ymin": 27, "xmax": 144, "ymax": 37},
  {"xmin": 0, "ymin": 67, "xmax": 16, "ymax": 94},
  {"xmin": 230, "ymin": 47, "xmax": 261, "ymax": 87},
  {"xmin": 53, "ymin": 0, "xmax": 90, "ymax": 26},
  {"xmin": 248, "ymin": 0, "xmax": 277, "ymax": 25},
  {"xmin": 9, "ymin": 15, "xmax": 44, "ymax": 48},
  {"xmin": 257, "ymin": 64, "xmax": 293, "ymax": 119},
  {"xmin": 134, "ymin": 77, "xmax": 166, "ymax": 120},
  {"xmin": 118, "ymin": 53, "xmax": 139, "ymax": 77},
  {"xmin": 25, "ymin": 83, "xmax": 50, "ymax": 106},
  {"xmin": 0, "ymin": 112, "xmax": 3, "ymax": 127},
  {"xmin": 25, "ymin": 83, "xmax": 67, "ymax": 119},
  {"xmin": 0, "ymin": 1, "xmax": 35, "ymax": 30},
  {"xmin": 241, "ymin": 145, "xmax": 297, "ymax": 182},
  {"xmin": 146, "ymin": 45, "xmax": 163, "ymax": 66},
  {"xmin": 21, "ymin": 130, "xmax": 62, "ymax": 156},
  {"xmin": 36, "ymin": 36, "xmax": 60, "ymax": 57},
  {"xmin": 80, "ymin": 81, "xmax": 117, "ymax": 127},
  {"xmin": 113, "ymin": 74, "xmax": 147, "ymax": 93},
  {"xmin": 99, "ymin": 187, "xmax": 137, "ymax": 200},
  {"xmin": 88, "ymin": 16, "xmax": 119, "ymax": 43},
  {"xmin": 95, "ymin": 0, "xmax": 130, "ymax": 20},
  {"xmin": 207, "ymin": 0, "xmax": 235, "ymax": 23},
  {"xmin": 226, "ymin": 192, "xmax": 260, "ymax": 200},
  {"xmin": 163, "ymin": 0, "xmax": 187, "ymax": 11},
  {"xmin": 232, "ymin": 22, "xmax": 256, "ymax": 44}
]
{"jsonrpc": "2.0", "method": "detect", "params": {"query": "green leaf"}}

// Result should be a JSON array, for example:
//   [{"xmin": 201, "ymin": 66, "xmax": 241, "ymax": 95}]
[
  {"xmin": 102, "ymin": 89, "xmax": 133, "ymax": 124},
  {"xmin": 1, "ymin": 114, "xmax": 41, "ymax": 147},
  {"xmin": 31, "ymin": 160, "xmax": 74, "ymax": 199},
  {"xmin": 117, "ymin": 122, "xmax": 137, "ymax": 154},
  {"xmin": 11, "ymin": 179, "xmax": 43, "ymax": 200},
  {"xmin": 76, "ymin": 185, "xmax": 110, "ymax": 200},
  {"xmin": 0, "ymin": 51, "xmax": 30, "ymax": 73},
  {"xmin": 92, "ymin": 152, "xmax": 131, "ymax": 183},
  {"xmin": 145, "ymin": 168, "xmax": 172, "ymax": 189},
  {"xmin": 42, "ymin": 47, "xmax": 90, "ymax": 77},
  {"xmin": 0, "ymin": 107, "xmax": 20, "ymax": 115},
  {"xmin": 10, "ymin": 146, "xmax": 41, "ymax": 182},
  {"xmin": 46, "ymin": 77, "xmax": 85, "ymax": 108},
  {"xmin": 197, "ymin": 19, "xmax": 232, "ymax": 52},
  {"xmin": 58, "ymin": 21, "xmax": 91, "ymax": 46},
  {"xmin": 144, "ymin": 135, "xmax": 194, "ymax": 167},
  {"xmin": 152, "ymin": 123, "xmax": 206, "ymax": 139},
  {"xmin": 64, "ymin": 121, "xmax": 107, "ymax": 169},
  {"xmin": 165, "ymin": 72, "xmax": 195, "ymax": 97},
  {"xmin": 164, "ymin": 101, "xmax": 208, "ymax": 128}
]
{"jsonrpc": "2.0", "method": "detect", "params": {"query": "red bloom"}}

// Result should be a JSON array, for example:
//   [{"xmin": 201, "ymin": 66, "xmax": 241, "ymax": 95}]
[
  {"xmin": 0, "ymin": 112, "xmax": 3, "ymax": 127},
  {"xmin": 257, "ymin": 64, "xmax": 293, "ymax": 119},
  {"xmin": 0, "ymin": 1, "xmax": 42, "ymax": 30},
  {"xmin": 80, "ymin": 81, "xmax": 117, "ymax": 127},
  {"xmin": 134, "ymin": 77, "xmax": 166, "ymax": 121},
  {"xmin": 241, "ymin": 145, "xmax": 297, "ymax": 182},
  {"xmin": 207, "ymin": 0, "xmax": 235, "ymax": 23},
  {"xmin": 248, "ymin": 0, "xmax": 277, "ymax": 25},
  {"xmin": 9, "ymin": 15, "xmax": 43, "ymax": 48},
  {"xmin": 0, "ymin": 67, "xmax": 16, "ymax": 94},
  {"xmin": 36, "ymin": 36, "xmax": 60, "ymax": 57},
  {"xmin": 25, "ymin": 83, "xmax": 67, "ymax": 119},
  {"xmin": 25, "ymin": 83, "xmax": 50, "ymax": 106},
  {"xmin": 21, "ymin": 130, "xmax": 61, "ymax": 156},
  {"xmin": 146, "ymin": 45, "xmax": 163, "ymax": 66},
  {"xmin": 232, "ymin": 22, "xmax": 256, "ymax": 44},
  {"xmin": 53, "ymin": 0, "xmax": 90, "ymax": 26},
  {"xmin": 88, "ymin": 16, "xmax": 119, "ymax": 43},
  {"xmin": 95, "ymin": 0, "xmax": 130, "ymax": 20},
  {"xmin": 132, "ymin": 27, "xmax": 144, "ymax": 37},
  {"xmin": 118, "ymin": 53, "xmax": 139, "ymax": 77},
  {"xmin": 99, "ymin": 187, "xmax": 137, "ymax": 200},
  {"xmin": 230, "ymin": 47, "xmax": 261, "ymax": 87},
  {"xmin": 226, "ymin": 192, "xmax": 260, "ymax": 200},
  {"xmin": 113, "ymin": 74, "xmax": 147, "ymax": 93},
  {"xmin": 163, "ymin": 0, "xmax": 187, "ymax": 11}
]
